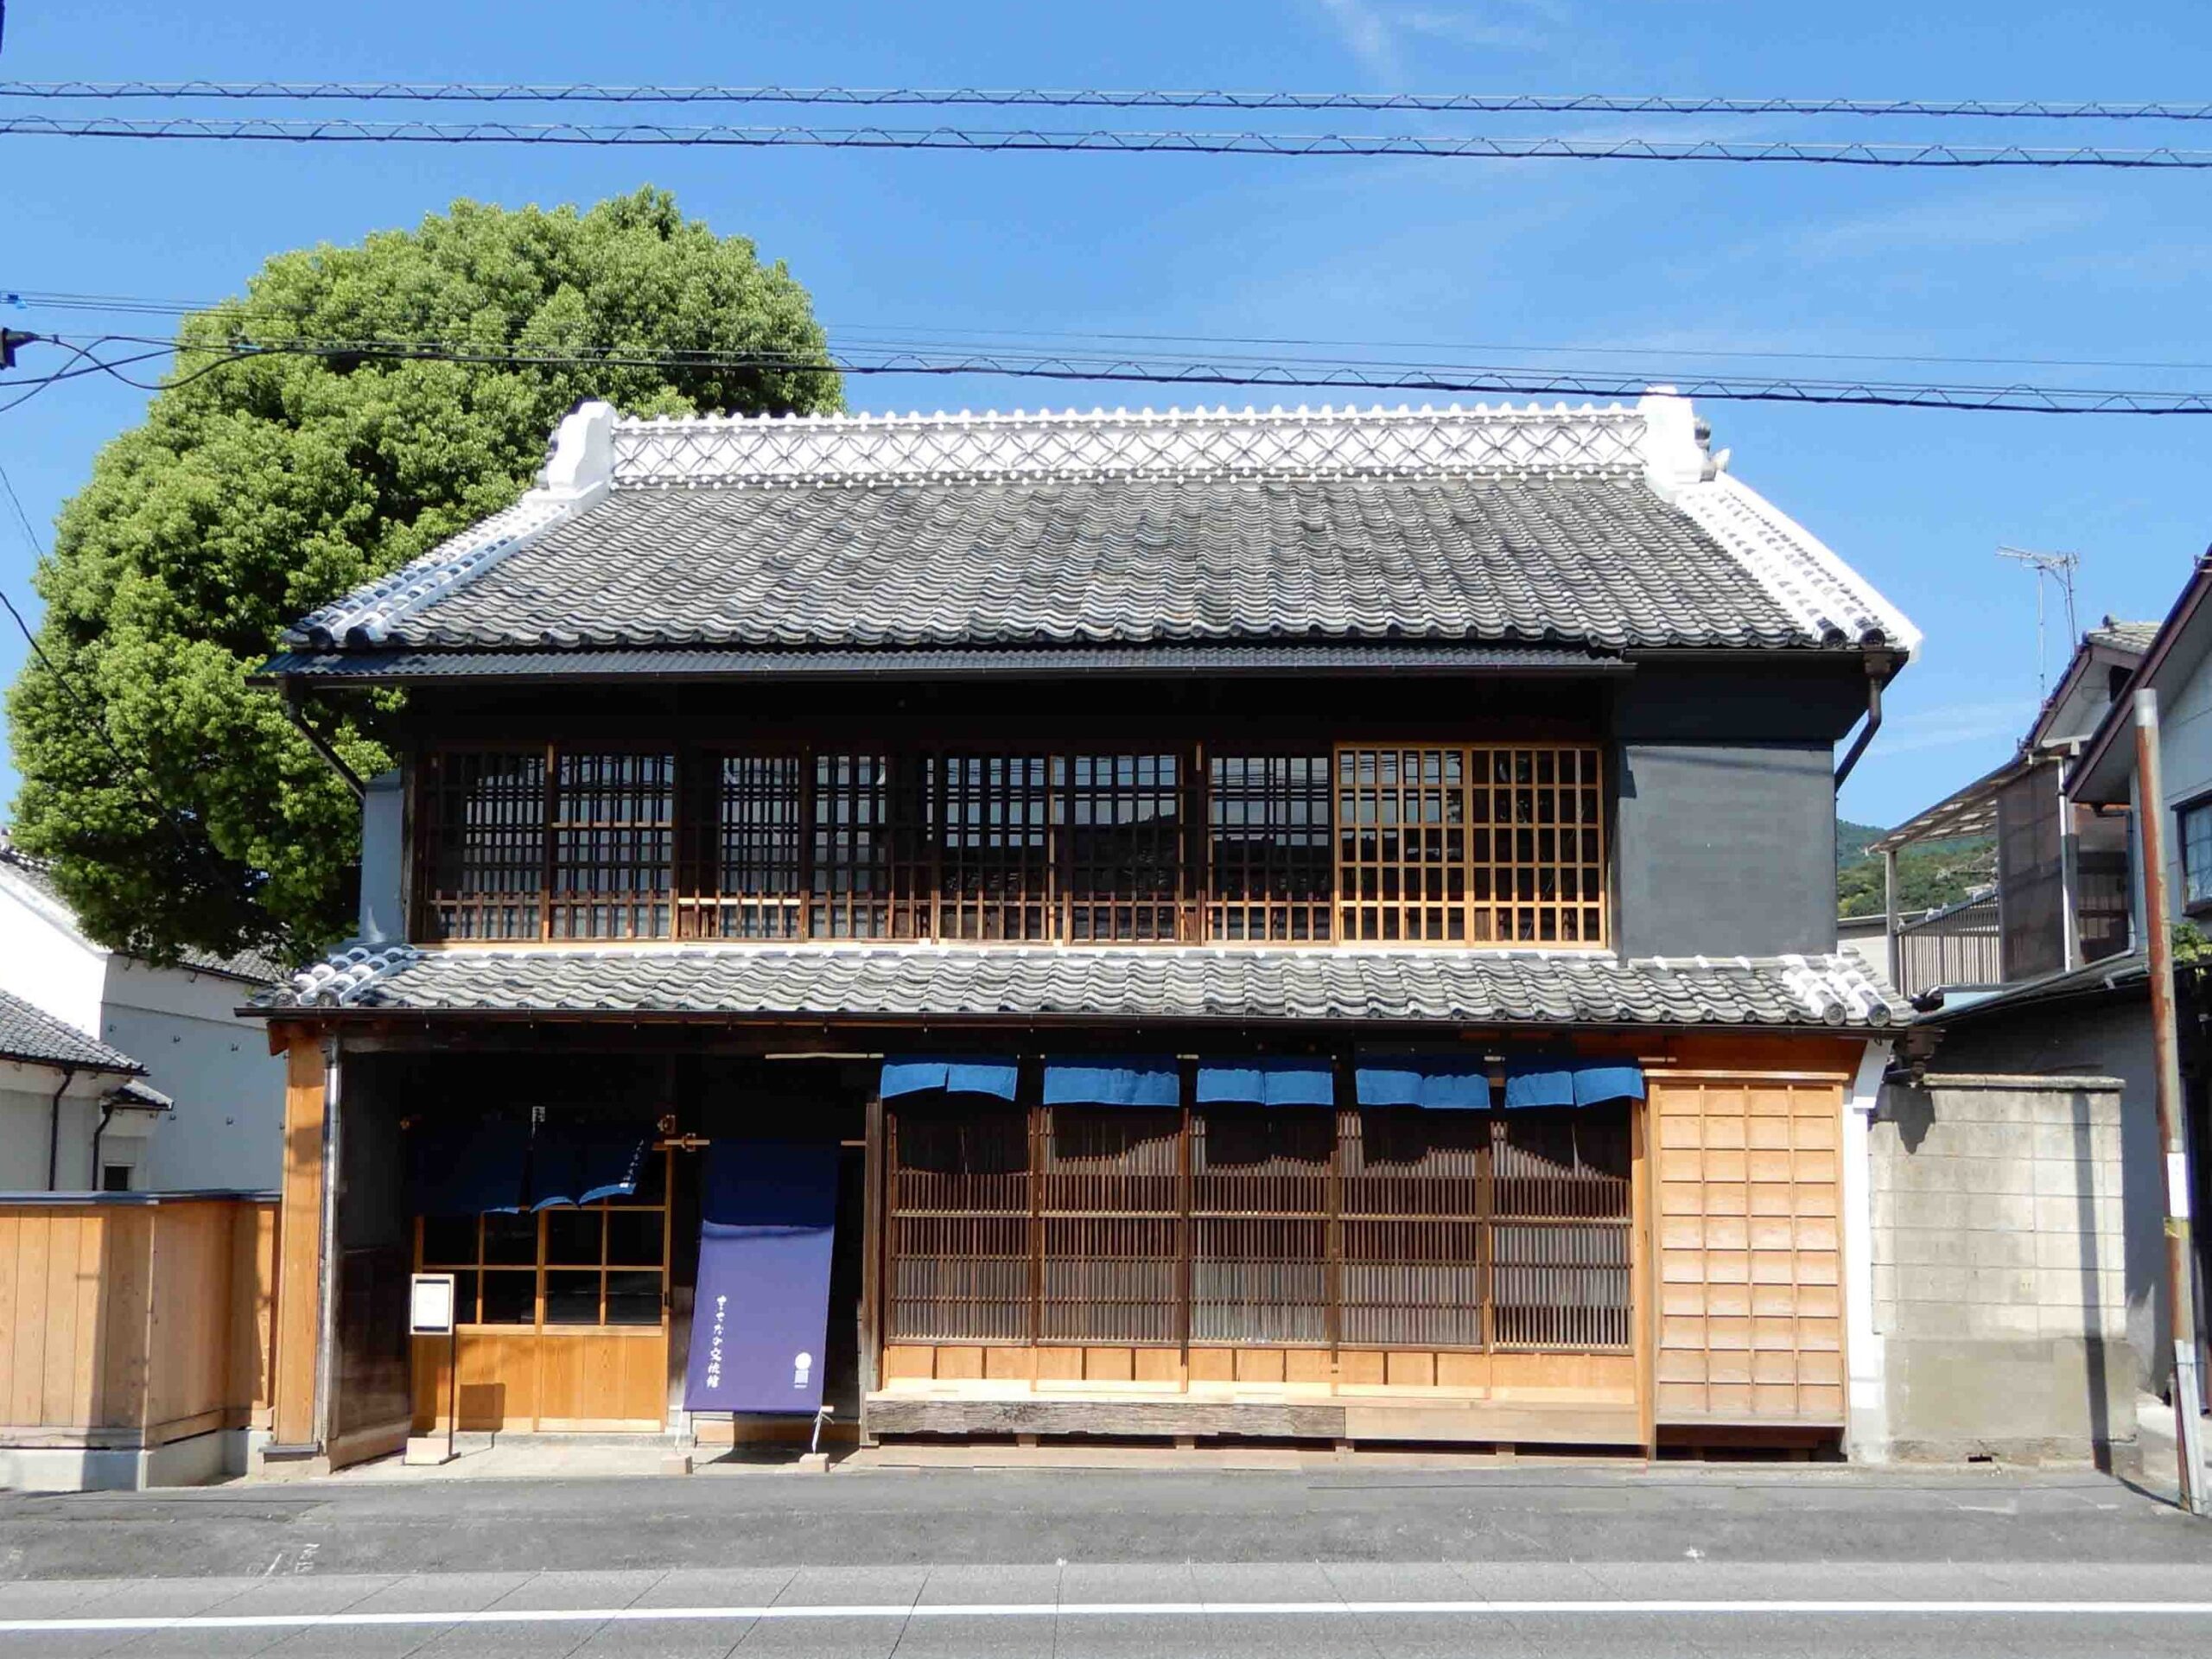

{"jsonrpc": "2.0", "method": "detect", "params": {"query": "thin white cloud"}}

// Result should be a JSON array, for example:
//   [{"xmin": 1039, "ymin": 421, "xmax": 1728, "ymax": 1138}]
[
  {"xmin": 1874, "ymin": 699, "xmax": 2038, "ymax": 757},
  {"xmin": 1313, "ymin": 0, "xmax": 1406, "ymax": 79},
  {"xmin": 1309, "ymin": 0, "xmax": 1567, "ymax": 78}
]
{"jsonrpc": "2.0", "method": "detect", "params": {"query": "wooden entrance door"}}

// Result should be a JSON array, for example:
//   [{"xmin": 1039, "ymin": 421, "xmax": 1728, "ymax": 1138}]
[{"xmin": 410, "ymin": 1151, "xmax": 673, "ymax": 1433}]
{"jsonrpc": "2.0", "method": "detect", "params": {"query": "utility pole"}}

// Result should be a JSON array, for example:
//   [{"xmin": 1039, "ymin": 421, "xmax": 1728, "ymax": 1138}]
[
  {"xmin": 1998, "ymin": 545, "xmax": 2082, "ymax": 698},
  {"xmin": 2136, "ymin": 687, "xmax": 2207, "ymax": 1514}
]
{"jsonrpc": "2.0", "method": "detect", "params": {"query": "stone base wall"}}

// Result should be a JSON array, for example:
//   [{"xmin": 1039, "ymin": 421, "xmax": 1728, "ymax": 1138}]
[{"xmin": 1872, "ymin": 1071, "xmax": 2134, "ymax": 1463}]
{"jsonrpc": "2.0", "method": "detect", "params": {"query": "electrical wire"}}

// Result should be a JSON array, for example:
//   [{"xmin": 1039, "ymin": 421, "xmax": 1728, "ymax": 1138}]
[
  {"xmin": 1, "ymin": 113, "xmax": 2209, "ymax": 167},
  {"xmin": 2, "ymin": 81, "xmax": 2208, "ymax": 121},
  {"xmin": 13, "ymin": 328, "xmax": 2212, "ymax": 414},
  {"xmin": 13, "ymin": 289, "xmax": 2212, "ymax": 378}
]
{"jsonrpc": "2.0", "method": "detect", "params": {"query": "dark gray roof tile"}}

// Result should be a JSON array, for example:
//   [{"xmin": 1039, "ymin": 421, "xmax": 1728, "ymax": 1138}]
[
  {"xmin": 257, "ymin": 944, "xmax": 1899, "ymax": 1031},
  {"xmin": 0, "ymin": 988, "xmax": 143, "ymax": 1074}
]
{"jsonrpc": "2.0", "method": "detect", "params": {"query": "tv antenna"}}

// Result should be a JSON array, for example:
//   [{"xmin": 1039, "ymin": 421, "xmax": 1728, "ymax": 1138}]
[{"xmin": 1997, "ymin": 545, "xmax": 2082, "ymax": 697}]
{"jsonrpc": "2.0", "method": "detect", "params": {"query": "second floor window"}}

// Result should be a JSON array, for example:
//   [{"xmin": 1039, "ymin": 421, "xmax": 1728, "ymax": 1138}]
[
  {"xmin": 2183, "ymin": 798, "xmax": 2212, "ymax": 911},
  {"xmin": 416, "ymin": 741, "xmax": 1607, "ymax": 947}
]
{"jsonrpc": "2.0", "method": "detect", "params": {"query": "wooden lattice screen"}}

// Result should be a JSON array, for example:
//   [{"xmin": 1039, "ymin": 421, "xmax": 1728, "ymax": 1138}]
[
  {"xmin": 547, "ymin": 752, "xmax": 676, "ymax": 940},
  {"xmin": 887, "ymin": 1101, "xmax": 1632, "ymax": 1354},
  {"xmin": 1207, "ymin": 755, "xmax": 1334, "ymax": 942},
  {"xmin": 420, "ymin": 741, "xmax": 1605, "ymax": 946},
  {"xmin": 420, "ymin": 747, "xmax": 549, "ymax": 940}
]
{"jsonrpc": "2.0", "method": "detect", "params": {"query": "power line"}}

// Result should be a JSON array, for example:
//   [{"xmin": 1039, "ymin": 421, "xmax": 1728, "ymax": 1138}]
[
  {"xmin": 15, "ymin": 328, "xmax": 2212, "ymax": 414},
  {"xmin": 1, "ymin": 113, "xmax": 2209, "ymax": 167},
  {"xmin": 2, "ymin": 81, "xmax": 2208, "ymax": 121},
  {"xmin": 13, "ymin": 289, "xmax": 2212, "ymax": 377}
]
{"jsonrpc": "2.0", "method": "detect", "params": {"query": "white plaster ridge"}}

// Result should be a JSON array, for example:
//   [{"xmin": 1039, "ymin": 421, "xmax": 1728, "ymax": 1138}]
[{"xmin": 606, "ymin": 400, "xmax": 1653, "ymax": 489}]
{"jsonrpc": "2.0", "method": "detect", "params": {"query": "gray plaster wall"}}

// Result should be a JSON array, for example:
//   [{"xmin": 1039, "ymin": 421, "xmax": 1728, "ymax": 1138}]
[
  {"xmin": 1613, "ymin": 741, "xmax": 1836, "ymax": 958},
  {"xmin": 1872, "ymin": 1071, "xmax": 2134, "ymax": 1462},
  {"xmin": 359, "ymin": 770, "xmax": 405, "ymax": 944},
  {"xmin": 1918, "ymin": 995, "xmax": 2162, "ymax": 1394}
]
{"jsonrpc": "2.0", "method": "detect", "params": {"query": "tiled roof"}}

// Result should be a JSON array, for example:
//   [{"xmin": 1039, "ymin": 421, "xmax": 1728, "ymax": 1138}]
[
  {"xmin": 279, "ymin": 397, "xmax": 1918, "ymax": 662},
  {"xmin": 0, "ymin": 834, "xmax": 289, "ymax": 985},
  {"xmin": 0, "ymin": 988, "xmax": 143, "ymax": 1075},
  {"xmin": 257, "ymin": 944, "xmax": 1902, "ymax": 1030},
  {"xmin": 2086, "ymin": 620, "xmax": 2159, "ymax": 655},
  {"xmin": 256, "ymin": 642, "xmax": 1628, "ymax": 683}
]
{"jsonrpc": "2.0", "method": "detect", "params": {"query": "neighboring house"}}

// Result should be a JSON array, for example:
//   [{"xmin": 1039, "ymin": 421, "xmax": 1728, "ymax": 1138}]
[
  {"xmin": 2069, "ymin": 554, "xmax": 2212, "ymax": 1408},
  {"xmin": 245, "ymin": 391, "xmax": 2037, "ymax": 1473},
  {"xmin": 0, "ymin": 835, "xmax": 286, "ymax": 1191},
  {"xmin": 1862, "ymin": 623, "xmax": 2161, "ymax": 1450},
  {"xmin": 0, "ymin": 986, "xmax": 170, "ymax": 1192}
]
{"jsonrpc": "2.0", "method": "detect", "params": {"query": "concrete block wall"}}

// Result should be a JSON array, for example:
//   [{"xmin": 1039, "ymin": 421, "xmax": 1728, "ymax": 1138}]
[{"xmin": 1872, "ymin": 1072, "xmax": 2133, "ymax": 1463}]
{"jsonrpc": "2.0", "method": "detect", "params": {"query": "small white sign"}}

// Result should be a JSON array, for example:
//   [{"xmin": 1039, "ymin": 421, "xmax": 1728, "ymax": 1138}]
[
  {"xmin": 410, "ymin": 1272, "xmax": 457, "ymax": 1335},
  {"xmin": 2171, "ymin": 1154, "xmax": 2194, "ymax": 1222},
  {"xmin": 793, "ymin": 1351, "xmax": 814, "ymax": 1389}
]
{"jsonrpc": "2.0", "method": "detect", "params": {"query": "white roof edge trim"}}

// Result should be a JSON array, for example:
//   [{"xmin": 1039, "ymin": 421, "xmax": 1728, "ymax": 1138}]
[
  {"xmin": 283, "ymin": 402, "xmax": 616, "ymax": 650},
  {"xmin": 1667, "ymin": 473, "xmax": 1922, "ymax": 662},
  {"xmin": 0, "ymin": 857, "xmax": 110, "ymax": 963}
]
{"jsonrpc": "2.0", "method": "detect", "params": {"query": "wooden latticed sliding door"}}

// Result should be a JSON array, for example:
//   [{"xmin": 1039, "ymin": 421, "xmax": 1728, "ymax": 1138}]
[{"xmin": 883, "ymin": 1098, "xmax": 1635, "ymax": 1370}]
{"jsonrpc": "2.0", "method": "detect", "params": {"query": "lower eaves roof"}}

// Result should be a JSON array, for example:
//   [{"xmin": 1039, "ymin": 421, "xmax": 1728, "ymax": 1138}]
[
  {"xmin": 0, "ymin": 988, "xmax": 144, "ymax": 1075},
  {"xmin": 255, "ymin": 944, "xmax": 1900, "ymax": 1031}
]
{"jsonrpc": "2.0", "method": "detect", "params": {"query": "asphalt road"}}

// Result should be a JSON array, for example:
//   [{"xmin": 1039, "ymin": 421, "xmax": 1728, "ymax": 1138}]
[{"xmin": 0, "ymin": 1466, "xmax": 2208, "ymax": 1656}]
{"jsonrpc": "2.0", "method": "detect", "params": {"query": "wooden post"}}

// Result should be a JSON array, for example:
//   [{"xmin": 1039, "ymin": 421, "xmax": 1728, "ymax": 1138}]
[
  {"xmin": 271, "ymin": 1031, "xmax": 327, "ymax": 1450},
  {"xmin": 1883, "ymin": 847, "xmax": 1902, "ymax": 995},
  {"xmin": 2135, "ymin": 689, "xmax": 2207, "ymax": 1513}
]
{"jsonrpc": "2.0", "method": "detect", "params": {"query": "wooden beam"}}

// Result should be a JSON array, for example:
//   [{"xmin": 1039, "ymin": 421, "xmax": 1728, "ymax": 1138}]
[{"xmin": 271, "ymin": 1037, "xmax": 325, "ymax": 1448}]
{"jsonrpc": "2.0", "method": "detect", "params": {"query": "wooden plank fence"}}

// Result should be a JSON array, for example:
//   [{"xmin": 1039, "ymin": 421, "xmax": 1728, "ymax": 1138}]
[{"xmin": 0, "ymin": 1195, "xmax": 274, "ymax": 1451}]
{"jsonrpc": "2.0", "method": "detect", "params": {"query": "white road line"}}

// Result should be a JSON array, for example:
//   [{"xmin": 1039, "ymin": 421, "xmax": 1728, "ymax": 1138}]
[{"xmin": 1, "ymin": 1600, "xmax": 2211, "ymax": 1633}]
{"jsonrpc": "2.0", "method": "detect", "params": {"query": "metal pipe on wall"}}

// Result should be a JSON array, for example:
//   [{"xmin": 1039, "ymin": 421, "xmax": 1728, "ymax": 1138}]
[{"xmin": 45, "ymin": 1066, "xmax": 73, "ymax": 1191}]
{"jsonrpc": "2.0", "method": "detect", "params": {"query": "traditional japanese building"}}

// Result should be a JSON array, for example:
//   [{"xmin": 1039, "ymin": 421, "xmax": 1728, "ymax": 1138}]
[{"xmin": 252, "ymin": 392, "xmax": 1914, "ymax": 1469}]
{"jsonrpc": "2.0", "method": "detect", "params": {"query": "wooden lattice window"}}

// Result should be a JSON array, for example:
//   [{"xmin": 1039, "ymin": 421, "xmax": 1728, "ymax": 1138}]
[
  {"xmin": 416, "ymin": 1151, "xmax": 670, "ymax": 1330},
  {"xmin": 886, "ymin": 1104, "xmax": 1032, "ymax": 1343},
  {"xmin": 419, "ymin": 748, "xmax": 548, "ymax": 940},
  {"xmin": 1037, "ymin": 1109, "xmax": 1183, "ymax": 1344},
  {"xmin": 681, "ymin": 753, "xmax": 803, "ymax": 939},
  {"xmin": 1339, "ymin": 1109, "xmax": 1490, "ymax": 1346},
  {"xmin": 1470, "ymin": 746, "xmax": 1608, "ymax": 944},
  {"xmin": 935, "ymin": 755, "xmax": 1058, "ymax": 941},
  {"xmin": 1066, "ymin": 754, "xmax": 1185, "ymax": 941},
  {"xmin": 810, "ymin": 753, "xmax": 901, "ymax": 938},
  {"xmin": 1336, "ymin": 744, "xmax": 1606, "ymax": 947},
  {"xmin": 1191, "ymin": 1107, "xmax": 1332, "ymax": 1344},
  {"xmin": 1207, "ymin": 755, "xmax": 1333, "ymax": 941},
  {"xmin": 1336, "ymin": 747, "xmax": 1470, "ymax": 942},
  {"xmin": 1489, "ymin": 1111, "xmax": 1631, "ymax": 1349},
  {"xmin": 548, "ymin": 752, "xmax": 675, "ymax": 939}
]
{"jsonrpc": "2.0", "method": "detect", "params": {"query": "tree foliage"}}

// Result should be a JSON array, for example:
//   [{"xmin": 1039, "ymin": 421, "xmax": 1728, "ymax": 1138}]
[
  {"xmin": 1835, "ymin": 822, "xmax": 1995, "ymax": 919},
  {"xmin": 7, "ymin": 188, "xmax": 840, "ymax": 963}
]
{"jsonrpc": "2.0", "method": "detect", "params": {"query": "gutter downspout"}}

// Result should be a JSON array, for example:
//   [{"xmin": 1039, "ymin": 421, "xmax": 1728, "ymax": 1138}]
[
  {"xmin": 89, "ymin": 1093, "xmax": 119, "ymax": 1190},
  {"xmin": 281, "ymin": 681, "xmax": 367, "ymax": 804},
  {"xmin": 1834, "ymin": 660, "xmax": 1888, "ymax": 789},
  {"xmin": 312, "ymin": 1035, "xmax": 343, "ymax": 1455},
  {"xmin": 46, "ymin": 1065, "xmax": 73, "ymax": 1191}
]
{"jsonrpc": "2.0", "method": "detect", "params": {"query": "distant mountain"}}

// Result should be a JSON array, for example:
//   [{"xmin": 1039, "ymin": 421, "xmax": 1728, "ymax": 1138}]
[
  {"xmin": 1835, "ymin": 816, "xmax": 1993, "ymax": 918},
  {"xmin": 1837, "ymin": 819, "xmax": 1885, "ymax": 869}
]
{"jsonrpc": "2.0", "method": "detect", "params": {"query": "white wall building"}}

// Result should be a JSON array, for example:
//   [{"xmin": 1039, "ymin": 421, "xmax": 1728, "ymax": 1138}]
[{"xmin": 0, "ymin": 836, "xmax": 284, "ymax": 1192}]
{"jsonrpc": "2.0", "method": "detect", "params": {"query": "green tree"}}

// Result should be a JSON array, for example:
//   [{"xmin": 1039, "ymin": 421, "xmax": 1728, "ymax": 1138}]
[{"xmin": 7, "ymin": 188, "xmax": 840, "ymax": 963}]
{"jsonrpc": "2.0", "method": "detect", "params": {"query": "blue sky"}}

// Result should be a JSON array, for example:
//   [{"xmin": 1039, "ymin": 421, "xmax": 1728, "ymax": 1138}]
[{"xmin": 3, "ymin": 0, "xmax": 2210, "ymax": 830}]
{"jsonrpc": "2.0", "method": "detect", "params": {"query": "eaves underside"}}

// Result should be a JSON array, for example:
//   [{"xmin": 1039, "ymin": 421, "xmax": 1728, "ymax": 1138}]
[{"xmin": 253, "ymin": 639, "xmax": 1881, "ymax": 686}]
